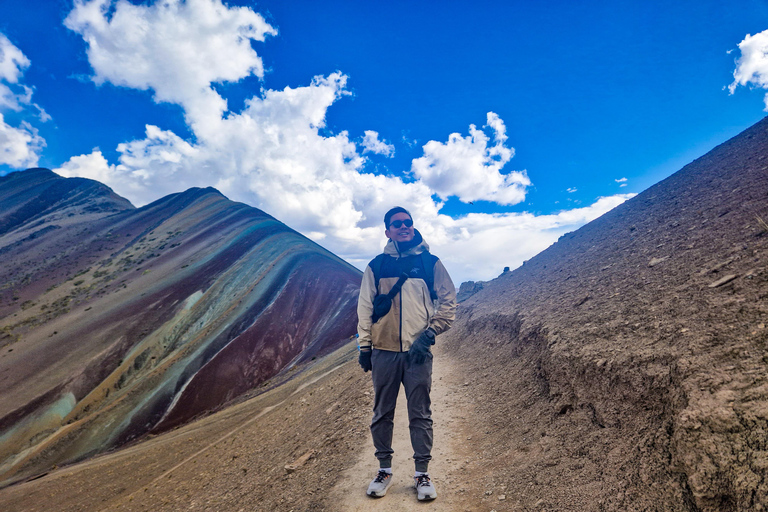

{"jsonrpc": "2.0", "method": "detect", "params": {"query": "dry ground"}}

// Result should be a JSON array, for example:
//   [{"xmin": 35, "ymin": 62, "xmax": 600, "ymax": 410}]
[{"xmin": 0, "ymin": 340, "xmax": 494, "ymax": 512}]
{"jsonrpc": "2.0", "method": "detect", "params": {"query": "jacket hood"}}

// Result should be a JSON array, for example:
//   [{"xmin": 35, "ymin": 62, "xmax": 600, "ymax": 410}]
[{"xmin": 384, "ymin": 229, "xmax": 430, "ymax": 257}]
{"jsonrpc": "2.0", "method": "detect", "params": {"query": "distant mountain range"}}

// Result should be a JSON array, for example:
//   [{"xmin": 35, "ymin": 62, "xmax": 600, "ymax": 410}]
[{"xmin": 0, "ymin": 169, "xmax": 361, "ymax": 486}]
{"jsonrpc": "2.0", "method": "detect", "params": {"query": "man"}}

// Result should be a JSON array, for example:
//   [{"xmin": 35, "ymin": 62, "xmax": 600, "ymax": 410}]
[{"xmin": 356, "ymin": 206, "xmax": 457, "ymax": 501}]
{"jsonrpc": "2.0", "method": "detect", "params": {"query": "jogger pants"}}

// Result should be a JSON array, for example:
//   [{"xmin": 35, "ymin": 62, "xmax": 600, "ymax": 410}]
[{"xmin": 370, "ymin": 349, "xmax": 433, "ymax": 473}]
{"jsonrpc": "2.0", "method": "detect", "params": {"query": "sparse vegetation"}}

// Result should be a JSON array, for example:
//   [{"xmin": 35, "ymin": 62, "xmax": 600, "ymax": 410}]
[{"xmin": 72, "ymin": 267, "xmax": 91, "ymax": 279}]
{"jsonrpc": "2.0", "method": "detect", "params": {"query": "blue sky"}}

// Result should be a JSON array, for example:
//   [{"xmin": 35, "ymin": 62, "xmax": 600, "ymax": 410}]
[{"xmin": 1, "ymin": 0, "xmax": 767, "ymax": 284}]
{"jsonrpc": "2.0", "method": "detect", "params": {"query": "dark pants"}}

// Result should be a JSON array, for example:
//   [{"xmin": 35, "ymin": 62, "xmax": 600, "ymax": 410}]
[{"xmin": 370, "ymin": 349, "xmax": 433, "ymax": 473}]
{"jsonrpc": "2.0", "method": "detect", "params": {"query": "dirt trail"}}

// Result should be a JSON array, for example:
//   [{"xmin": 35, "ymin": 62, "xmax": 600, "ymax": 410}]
[
  {"xmin": 329, "ymin": 345, "xmax": 475, "ymax": 511},
  {"xmin": 0, "ymin": 342, "xmax": 486, "ymax": 512}
]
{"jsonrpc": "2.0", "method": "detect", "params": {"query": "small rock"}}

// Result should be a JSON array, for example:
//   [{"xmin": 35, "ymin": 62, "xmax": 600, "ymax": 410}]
[
  {"xmin": 574, "ymin": 295, "xmax": 590, "ymax": 307},
  {"xmin": 708, "ymin": 274, "xmax": 738, "ymax": 288},
  {"xmin": 499, "ymin": 494, "xmax": 506, "ymax": 500},
  {"xmin": 284, "ymin": 450, "xmax": 315, "ymax": 473},
  {"xmin": 648, "ymin": 256, "xmax": 668, "ymax": 267}
]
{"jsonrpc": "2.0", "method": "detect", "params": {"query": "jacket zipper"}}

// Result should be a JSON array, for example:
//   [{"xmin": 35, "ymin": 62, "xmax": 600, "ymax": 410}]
[
  {"xmin": 396, "ymin": 241, "xmax": 403, "ymax": 352},
  {"xmin": 399, "ymin": 289, "xmax": 403, "ymax": 352}
]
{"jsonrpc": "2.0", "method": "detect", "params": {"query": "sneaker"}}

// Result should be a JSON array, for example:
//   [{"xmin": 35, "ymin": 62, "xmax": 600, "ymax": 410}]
[
  {"xmin": 367, "ymin": 470, "xmax": 394, "ymax": 498},
  {"xmin": 414, "ymin": 473, "xmax": 437, "ymax": 501}
]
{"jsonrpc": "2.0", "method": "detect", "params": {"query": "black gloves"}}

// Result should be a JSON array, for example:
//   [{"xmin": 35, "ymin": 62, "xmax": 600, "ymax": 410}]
[
  {"xmin": 409, "ymin": 328, "xmax": 436, "ymax": 365},
  {"xmin": 360, "ymin": 328, "xmax": 436, "ymax": 369},
  {"xmin": 359, "ymin": 348, "xmax": 372, "ymax": 372}
]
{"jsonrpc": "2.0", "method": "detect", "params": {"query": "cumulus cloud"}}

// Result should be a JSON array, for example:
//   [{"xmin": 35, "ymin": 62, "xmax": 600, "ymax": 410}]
[
  {"xmin": 0, "ymin": 33, "xmax": 29, "ymax": 85},
  {"xmin": 0, "ymin": 33, "xmax": 46, "ymax": 168},
  {"xmin": 567, "ymin": 187, "xmax": 577, "ymax": 193},
  {"xmin": 427, "ymin": 194, "xmax": 636, "ymax": 282},
  {"xmin": 361, "ymin": 130, "xmax": 395, "ymax": 157},
  {"xmin": 0, "ymin": 116, "xmax": 45, "ymax": 168},
  {"xmin": 729, "ymin": 30, "xmax": 768, "ymax": 109},
  {"xmin": 57, "ymin": 0, "xmax": 635, "ymax": 284},
  {"xmin": 411, "ymin": 112, "xmax": 530, "ymax": 205},
  {"xmin": 56, "ymin": 148, "xmax": 114, "ymax": 183},
  {"xmin": 56, "ymin": 71, "xmax": 428, "ymax": 254},
  {"xmin": 65, "ymin": 0, "xmax": 277, "ymax": 129}
]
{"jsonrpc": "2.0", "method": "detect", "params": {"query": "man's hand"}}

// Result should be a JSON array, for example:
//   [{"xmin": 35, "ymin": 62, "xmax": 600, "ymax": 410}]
[
  {"xmin": 358, "ymin": 348, "xmax": 372, "ymax": 372},
  {"xmin": 409, "ymin": 328, "xmax": 436, "ymax": 365}
]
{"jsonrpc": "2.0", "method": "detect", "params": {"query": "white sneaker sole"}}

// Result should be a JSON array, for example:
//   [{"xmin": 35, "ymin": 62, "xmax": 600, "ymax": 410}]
[
  {"xmin": 367, "ymin": 478, "xmax": 393, "ymax": 498},
  {"xmin": 417, "ymin": 490, "xmax": 437, "ymax": 501}
]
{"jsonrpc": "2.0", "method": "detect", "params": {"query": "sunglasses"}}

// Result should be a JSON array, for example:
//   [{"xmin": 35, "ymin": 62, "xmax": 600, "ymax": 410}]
[{"xmin": 389, "ymin": 219, "xmax": 413, "ymax": 229}]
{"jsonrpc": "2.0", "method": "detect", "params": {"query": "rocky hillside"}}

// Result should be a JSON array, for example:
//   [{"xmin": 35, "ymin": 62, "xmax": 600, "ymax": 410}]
[
  {"xmin": 0, "ymin": 169, "xmax": 361, "ymax": 488},
  {"xmin": 443, "ymin": 116, "xmax": 768, "ymax": 511}
]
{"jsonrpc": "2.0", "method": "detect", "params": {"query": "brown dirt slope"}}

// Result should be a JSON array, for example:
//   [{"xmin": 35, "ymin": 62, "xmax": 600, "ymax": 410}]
[{"xmin": 443, "ymin": 115, "xmax": 768, "ymax": 511}]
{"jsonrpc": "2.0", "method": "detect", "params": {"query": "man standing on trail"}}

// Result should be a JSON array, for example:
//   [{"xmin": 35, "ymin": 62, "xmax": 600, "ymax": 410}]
[{"xmin": 356, "ymin": 206, "xmax": 457, "ymax": 501}]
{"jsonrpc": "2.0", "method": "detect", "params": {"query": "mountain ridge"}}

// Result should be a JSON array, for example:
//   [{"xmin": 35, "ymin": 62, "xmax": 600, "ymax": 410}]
[{"xmin": 0, "ymin": 169, "xmax": 361, "ymax": 487}]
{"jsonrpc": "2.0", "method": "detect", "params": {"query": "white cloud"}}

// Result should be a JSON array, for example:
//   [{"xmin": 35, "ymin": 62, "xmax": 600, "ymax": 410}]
[
  {"xmin": 361, "ymin": 130, "xmax": 395, "ymax": 157},
  {"xmin": 0, "ymin": 33, "xmax": 29, "ymax": 85},
  {"xmin": 567, "ymin": 187, "xmax": 577, "ymax": 193},
  {"xmin": 0, "ymin": 115, "xmax": 44, "ymax": 168},
  {"xmin": 411, "ymin": 112, "xmax": 530, "ymax": 205},
  {"xmin": 615, "ymin": 177, "xmax": 627, "ymax": 182},
  {"xmin": 410, "ymin": 194, "xmax": 637, "ymax": 283},
  {"xmin": 65, "ymin": 0, "xmax": 277, "ymax": 129},
  {"xmin": 56, "ymin": 148, "xmax": 114, "ymax": 183},
  {"xmin": 57, "ymin": 0, "xmax": 635, "ymax": 285},
  {"xmin": 729, "ymin": 30, "xmax": 768, "ymax": 109},
  {"xmin": 0, "ymin": 33, "xmax": 46, "ymax": 167},
  {"xmin": 56, "ymin": 71, "xmax": 424, "ymax": 254}
]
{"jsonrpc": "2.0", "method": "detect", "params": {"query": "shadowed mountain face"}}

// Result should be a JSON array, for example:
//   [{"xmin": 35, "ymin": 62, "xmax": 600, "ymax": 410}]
[
  {"xmin": 443, "ymin": 117, "xmax": 768, "ymax": 510},
  {"xmin": 0, "ymin": 169, "xmax": 360, "ymax": 486}
]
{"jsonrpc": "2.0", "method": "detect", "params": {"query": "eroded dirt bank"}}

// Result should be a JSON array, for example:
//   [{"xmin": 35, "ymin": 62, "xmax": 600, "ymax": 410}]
[{"xmin": 438, "ymin": 117, "xmax": 768, "ymax": 511}]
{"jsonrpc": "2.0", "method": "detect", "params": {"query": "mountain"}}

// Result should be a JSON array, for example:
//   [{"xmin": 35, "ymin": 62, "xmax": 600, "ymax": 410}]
[
  {"xmin": 0, "ymin": 169, "xmax": 361, "ymax": 487},
  {"xmin": 0, "ymin": 117, "xmax": 766, "ymax": 511}
]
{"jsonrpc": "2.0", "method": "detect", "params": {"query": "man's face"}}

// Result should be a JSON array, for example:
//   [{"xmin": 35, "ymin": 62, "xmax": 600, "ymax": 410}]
[{"xmin": 385, "ymin": 212, "xmax": 415, "ymax": 243}]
